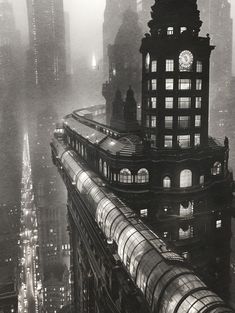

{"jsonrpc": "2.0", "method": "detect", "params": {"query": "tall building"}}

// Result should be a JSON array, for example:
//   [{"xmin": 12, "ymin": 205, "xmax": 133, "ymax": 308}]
[
  {"xmin": 103, "ymin": 0, "xmax": 144, "ymax": 79},
  {"xmin": 197, "ymin": 0, "xmax": 233, "ymax": 126},
  {"xmin": 26, "ymin": 0, "xmax": 66, "ymax": 87},
  {"xmin": 103, "ymin": 8, "xmax": 142, "ymax": 124},
  {"xmin": 0, "ymin": 2, "xmax": 22, "ymax": 311},
  {"xmin": 52, "ymin": 0, "xmax": 234, "ymax": 311},
  {"xmin": 0, "ymin": 0, "xmax": 20, "ymax": 84},
  {"xmin": 198, "ymin": 0, "xmax": 233, "ymax": 85}
]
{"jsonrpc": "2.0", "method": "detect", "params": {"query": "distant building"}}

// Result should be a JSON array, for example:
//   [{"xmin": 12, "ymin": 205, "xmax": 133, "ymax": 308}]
[
  {"xmin": 43, "ymin": 264, "xmax": 71, "ymax": 313},
  {"xmin": 197, "ymin": 0, "xmax": 233, "ymax": 109},
  {"xmin": 26, "ymin": 0, "xmax": 66, "ymax": 87},
  {"xmin": 103, "ymin": 0, "xmax": 152, "ymax": 79},
  {"xmin": 64, "ymin": 12, "xmax": 72, "ymax": 76},
  {"xmin": 52, "ymin": 0, "xmax": 234, "ymax": 311},
  {"xmin": 103, "ymin": 8, "xmax": 142, "ymax": 124},
  {"xmin": 0, "ymin": 265, "xmax": 18, "ymax": 313},
  {"xmin": 0, "ymin": 0, "xmax": 20, "ymax": 84}
]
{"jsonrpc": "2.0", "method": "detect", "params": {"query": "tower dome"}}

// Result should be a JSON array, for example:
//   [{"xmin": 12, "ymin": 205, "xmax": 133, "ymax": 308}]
[{"xmin": 148, "ymin": 0, "xmax": 202, "ymax": 37}]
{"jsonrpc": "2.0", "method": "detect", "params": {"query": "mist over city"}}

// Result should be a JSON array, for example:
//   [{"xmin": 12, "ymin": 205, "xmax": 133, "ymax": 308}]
[{"xmin": 0, "ymin": 1, "xmax": 235, "ymax": 313}]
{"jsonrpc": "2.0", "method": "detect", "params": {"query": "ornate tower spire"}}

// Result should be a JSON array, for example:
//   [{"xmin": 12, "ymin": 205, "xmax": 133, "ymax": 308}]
[{"xmin": 148, "ymin": 0, "xmax": 202, "ymax": 37}]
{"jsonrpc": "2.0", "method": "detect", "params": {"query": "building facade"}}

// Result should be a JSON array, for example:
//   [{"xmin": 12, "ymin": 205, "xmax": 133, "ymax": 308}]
[
  {"xmin": 52, "ymin": 0, "xmax": 234, "ymax": 312},
  {"xmin": 26, "ymin": 0, "xmax": 66, "ymax": 87}
]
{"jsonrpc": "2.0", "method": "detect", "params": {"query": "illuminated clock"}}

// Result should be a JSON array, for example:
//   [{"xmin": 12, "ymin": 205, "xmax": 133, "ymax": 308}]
[{"xmin": 179, "ymin": 50, "xmax": 194, "ymax": 70}]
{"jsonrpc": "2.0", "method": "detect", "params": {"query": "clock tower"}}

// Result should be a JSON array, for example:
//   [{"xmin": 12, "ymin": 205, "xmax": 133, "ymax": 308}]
[{"xmin": 140, "ymin": 0, "xmax": 213, "ymax": 149}]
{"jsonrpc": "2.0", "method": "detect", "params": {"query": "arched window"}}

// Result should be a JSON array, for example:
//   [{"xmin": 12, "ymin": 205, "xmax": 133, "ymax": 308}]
[
  {"xmin": 120, "ymin": 169, "xmax": 132, "ymax": 184},
  {"xmin": 163, "ymin": 176, "xmax": 171, "ymax": 188},
  {"xmin": 103, "ymin": 162, "xmax": 108, "ymax": 178},
  {"xmin": 180, "ymin": 169, "xmax": 192, "ymax": 188},
  {"xmin": 212, "ymin": 162, "xmax": 222, "ymax": 176},
  {"xmin": 180, "ymin": 201, "xmax": 194, "ymax": 218},
  {"xmin": 137, "ymin": 169, "xmax": 149, "ymax": 183},
  {"xmin": 145, "ymin": 53, "xmax": 150, "ymax": 70},
  {"xmin": 99, "ymin": 159, "xmax": 102, "ymax": 172},
  {"xmin": 179, "ymin": 225, "xmax": 193, "ymax": 240}
]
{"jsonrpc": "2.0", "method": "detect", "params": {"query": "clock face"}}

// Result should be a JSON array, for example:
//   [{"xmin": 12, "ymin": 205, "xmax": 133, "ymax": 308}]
[{"xmin": 179, "ymin": 50, "xmax": 194, "ymax": 70}]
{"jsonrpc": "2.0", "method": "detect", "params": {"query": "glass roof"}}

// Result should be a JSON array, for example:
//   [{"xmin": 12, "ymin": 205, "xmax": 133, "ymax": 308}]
[{"xmin": 65, "ymin": 116, "xmax": 107, "ymax": 144}]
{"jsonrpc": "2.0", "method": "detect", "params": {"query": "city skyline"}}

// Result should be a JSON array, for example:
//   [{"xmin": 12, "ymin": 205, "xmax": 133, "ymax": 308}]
[
  {"xmin": 8, "ymin": 0, "xmax": 235, "ymax": 74},
  {"xmin": 0, "ymin": 0, "xmax": 234, "ymax": 312}
]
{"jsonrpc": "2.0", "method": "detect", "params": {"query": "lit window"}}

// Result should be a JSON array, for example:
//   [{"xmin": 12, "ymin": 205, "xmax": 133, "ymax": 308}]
[
  {"xmin": 151, "ymin": 116, "xmax": 157, "ymax": 128},
  {"xmin": 140, "ymin": 209, "xmax": 148, "ymax": 217},
  {"xmin": 165, "ymin": 116, "xmax": 173, "ymax": 129},
  {"xmin": 165, "ymin": 79, "xmax": 174, "ymax": 90},
  {"xmin": 145, "ymin": 53, "xmax": 150, "ymax": 70},
  {"xmin": 151, "ymin": 97, "xmax": 157, "ymax": 109},
  {"xmin": 195, "ymin": 134, "xmax": 200, "ymax": 146},
  {"xmin": 195, "ymin": 115, "xmax": 201, "ymax": 127},
  {"xmin": 180, "ymin": 27, "xmax": 187, "ymax": 33},
  {"xmin": 120, "ymin": 168, "xmax": 132, "ymax": 183},
  {"xmin": 163, "ymin": 232, "xmax": 169, "ymax": 238},
  {"xmin": 166, "ymin": 59, "xmax": 174, "ymax": 72},
  {"xmin": 200, "ymin": 175, "xmax": 205, "ymax": 185},
  {"xmin": 196, "ymin": 79, "xmax": 202, "ymax": 90},
  {"xmin": 137, "ymin": 168, "xmax": 149, "ymax": 183},
  {"xmin": 103, "ymin": 162, "xmax": 108, "ymax": 177},
  {"xmin": 180, "ymin": 201, "xmax": 194, "ymax": 217},
  {"xmin": 212, "ymin": 162, "xmax": 222, "ymax": 176},
  {"xmin": 164, "ymin": 136, "xmax": 173, "ymax": 148},
  {"xmin": 163, "ymin": 176, "xmax": 171, "ymax": 188},
  {"xmin": 179, "ymin": 79, "xmax": 191, "ymax": 90},
  {"xmin": 167, "ymin": 27, "xmax": 174, "ymax": 35},
  {"xmin": 165, "ymin": 97, "xmax": 174, "ymax": 109},
  {"xmin": 216, "ymin": 219, "xmax": 222, "ymax": 229},
  {"xmin": 99, "ymin": 159, "xmax": 102, "ymax": 172},
  {"xmin": 195, "ymin": 97, "xmax": 202, "ymax": 108},
  {"xmin": 179, "ymin": 226, "xmax": 193, "ymax": 240},
  {"xmin": 178, "ymin": 135, "xmax": 190, "ymax": 148},
  {"xmin": 196, "ymin": 61, "xmax": 202, "ymax": 72},
  {"xmin": 180, "ymin": 169, "xmax": 192, "ymax": 188},
  {"xmin": 152, "ymin": 79, "xmax": 157, "ymax": 90},
  {"xmin": 151, "ymin": 60, "xmax": 157, "ymax": 72},
  {"xmin": 178, "ymin": 97, "xmax": 191, "ymax": 109},
  {"xmin": 178, "ymin": 116, "xmax": 190, "ymax": 129}
]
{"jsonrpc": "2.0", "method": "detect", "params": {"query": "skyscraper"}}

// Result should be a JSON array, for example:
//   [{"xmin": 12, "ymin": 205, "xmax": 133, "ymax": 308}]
[
  {"xmin": 103, "ymin": 8, "xmax": 142, "ymax": 124},
  {"xmin": 26, "ymin": 0, "xmax": 66, "ymax": 87},
  {"xmin": 0, "ymin": 2, "xmax": 22, "ymax": 311},
  {"xmin": 197, "ymin": 0, "xmax": 233, "ymax": 112},
  {"xmin": 103, "ymin": 0, "xmax": 147, "ymax": 80},
  {"xmin": 52, "ymin": 0, "xmax": 234, "ymax": 311}
]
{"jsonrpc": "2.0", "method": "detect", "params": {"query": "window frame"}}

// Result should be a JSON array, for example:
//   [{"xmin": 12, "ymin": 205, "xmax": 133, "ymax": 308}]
[{"xmin": 178, "ymin": 79, "xmax": 191, "ymax": 90}]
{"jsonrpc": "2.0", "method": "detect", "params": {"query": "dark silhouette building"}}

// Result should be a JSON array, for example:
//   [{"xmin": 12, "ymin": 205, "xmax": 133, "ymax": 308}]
[
  {"xmin": 52, "ymin": 0, "xmax": 234, "ymax": 312},
  {"xmin": 103, "ymin": 0, "xmax": 137, "ymax": 80},
  {"xmin": 103, "ymin": 8, "xmax": 142, "ymax": 124},
  {"xmin": 26, "ymin": 0, "xmax": 66, "ymax": 87}
]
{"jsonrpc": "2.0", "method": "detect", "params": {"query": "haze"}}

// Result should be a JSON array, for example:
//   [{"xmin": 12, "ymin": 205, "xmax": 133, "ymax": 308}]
[{"xmin": 8, "ymin": 0, "xmax": 235, "ymax": 72}]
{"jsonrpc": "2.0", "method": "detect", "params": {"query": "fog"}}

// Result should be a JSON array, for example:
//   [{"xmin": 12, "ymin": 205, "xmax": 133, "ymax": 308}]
[{"xmin": 8, "ymin": 0, "xmax": 235, "ymax": 73}]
